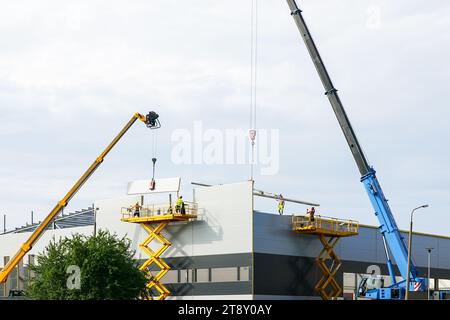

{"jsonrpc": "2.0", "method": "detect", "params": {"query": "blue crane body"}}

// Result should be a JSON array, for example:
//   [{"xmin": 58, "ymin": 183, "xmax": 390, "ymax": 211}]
[{"xmin": 286, "ymin": 0, "xmax": 426, "ymax": 299}]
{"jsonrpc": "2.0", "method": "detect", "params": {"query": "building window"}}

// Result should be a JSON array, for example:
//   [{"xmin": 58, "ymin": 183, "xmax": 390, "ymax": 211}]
[
  {"xmin": 161, "ymin": 270, "xmax": 179, "ymax": 284},
  {"xmin": 195, "ymin": 268, "xmax": 210, "ymax": 283},
  {"xmin": 211, "ymin": 267, "xmax": 238, "ymax": 282},
  {"xmin": 343, "ymin": 272, "xmax": 356, "ymax": 293},
  {"xmin": 438, "ymin": 279, "xmax": 450, "ymax": 290},
  {"xmin": 238, "ymin": 266, "xmax": 250, "ymax": 281},
  {"xmin": 158, "ymin": 266, "xmax": 251, "ymax": 284},
  {"xmin": 178, "ymin": 269, "xmax": 195, "ymax": 283},
  {"xmin": 179, "ymin": 269, "xmax": 188, "ymax": 283}
]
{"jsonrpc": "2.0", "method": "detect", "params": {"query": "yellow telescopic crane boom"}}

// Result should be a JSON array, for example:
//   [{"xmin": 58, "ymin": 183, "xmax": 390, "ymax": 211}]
[{"xmin": 0, "ymin": 111, "xmax": 161, "ymax": 284}]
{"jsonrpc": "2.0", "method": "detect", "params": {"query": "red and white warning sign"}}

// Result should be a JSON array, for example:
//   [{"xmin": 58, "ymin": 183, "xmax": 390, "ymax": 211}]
[{"xmin": 413, "ymin": 282, "xmax": 421, "ymax": 292}]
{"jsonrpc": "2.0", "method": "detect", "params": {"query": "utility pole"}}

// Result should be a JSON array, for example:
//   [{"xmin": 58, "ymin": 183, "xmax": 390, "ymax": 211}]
[
  {"xmin": 3, "ymin": 214, "xmax": 6, "ymax": 233},
  {"xmin": 426, "ymin": 247, "xmax": 433, "ymax": 300},
  {"xmin": 31, "ymin": 210, "xmax": 34, "ymax": 224},
  {"xmin": 93, "ymin": 204, "xmax": 98, "ymax": 237},
  {"xmin": 405, "ymin": 204, "xmax": 429, "ymax": 300}
]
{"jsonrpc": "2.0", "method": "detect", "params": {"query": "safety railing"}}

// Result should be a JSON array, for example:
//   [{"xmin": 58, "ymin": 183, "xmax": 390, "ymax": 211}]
[
  {"xmin": 121, "ymin": 202, "xmax": 198, "ymax": 220},
  {"xmin": 292, "ymin": 215, "xmax": 359, "ymax": 236}
]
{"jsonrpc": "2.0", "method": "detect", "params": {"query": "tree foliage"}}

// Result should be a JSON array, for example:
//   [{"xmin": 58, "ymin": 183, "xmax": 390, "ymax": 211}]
[{"xmin": 26, "ymin": 230, "xmax": 147, "ymax": 300}]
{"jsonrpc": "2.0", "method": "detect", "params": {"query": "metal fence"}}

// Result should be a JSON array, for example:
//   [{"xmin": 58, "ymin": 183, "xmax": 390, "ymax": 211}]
[
  {"xmin": 292, "ymin": 215, "xmax": 359, "ymax": 235},
  {"xmin": 121, "ymin": 202, "xmax": 198, "ymax": 220}
]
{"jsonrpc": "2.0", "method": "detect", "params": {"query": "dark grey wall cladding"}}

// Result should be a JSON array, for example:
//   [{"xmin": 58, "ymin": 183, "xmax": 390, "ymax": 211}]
[
  {"xmin": 254, "ymin": 253, "xmax": 450, "ymax": 296},
  {"xmin": 253, "ymin": 211, "xmax": 450, "ymax": 270},
  {"xmin": 253, "ymin": 253, "xmax": 325, "ymax": 296},
  {"xmin": 140, "ymin": 253, "xmax": 252, "ymax": 271},
  {"xmin": 341, "ymin": 259, "xmax": 450, "ymax": 280},
  {"xmin": 166, "ymin": 282, "xmax": 252, "ymax": 296},
  {"xmin": 139, "ymin": 253, "xmax": 253, "ymax": 296}
]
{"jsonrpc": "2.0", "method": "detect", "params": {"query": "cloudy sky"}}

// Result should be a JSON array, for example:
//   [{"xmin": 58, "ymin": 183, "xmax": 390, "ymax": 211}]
[{"xmin": 0, "ymin": 0, "xmax": 449, "ymax": 236}]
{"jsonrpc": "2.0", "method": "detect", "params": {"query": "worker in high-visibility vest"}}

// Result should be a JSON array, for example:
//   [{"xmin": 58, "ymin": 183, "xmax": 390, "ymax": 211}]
[
  {"xmin": 175, "ymin": 196, "xmax": 184, "ymax": 214},
  {"xmin": 278, "ymin": 194, "xmax": 285, "ymax": 215},
  {"xmin": 307, "ymin": 207, "xmax": 315, "ymax": 222}
]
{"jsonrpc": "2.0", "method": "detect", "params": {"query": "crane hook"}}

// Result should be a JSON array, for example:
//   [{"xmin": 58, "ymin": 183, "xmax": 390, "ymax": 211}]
[{"xmin": 150, "ymin": 157, "xmax": 157, "ymax": 190}]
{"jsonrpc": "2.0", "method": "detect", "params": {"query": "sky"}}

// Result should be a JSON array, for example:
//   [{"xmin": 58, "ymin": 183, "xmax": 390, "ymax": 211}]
[{"xmin": 0, "ymin": 0, "xmax": 449, "ymax": 236}]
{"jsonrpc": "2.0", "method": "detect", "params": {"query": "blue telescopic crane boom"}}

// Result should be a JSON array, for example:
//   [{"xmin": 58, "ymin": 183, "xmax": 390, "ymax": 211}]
[{"xmin": 285, "ymin": 0, "xmax": 424, "ymax": 297}]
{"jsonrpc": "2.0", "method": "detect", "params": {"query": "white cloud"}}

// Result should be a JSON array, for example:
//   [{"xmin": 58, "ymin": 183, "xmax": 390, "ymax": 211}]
[{"xmin": 0, "ymin": 0, "xmax": 449, "ymax": 236}]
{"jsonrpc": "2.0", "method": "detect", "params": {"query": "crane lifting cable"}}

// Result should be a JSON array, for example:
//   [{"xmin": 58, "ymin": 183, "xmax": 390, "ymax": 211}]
[
  {"xmin": 149, "ymin": 113, "xmax": 159, "ymax": 190},
  {"xmin": 150, "ymin": 132, "xmax": 157, "ymax": 190},
  {"xmin": 249, "ymin": 0, "xmax": 259, "ymax": 181}
]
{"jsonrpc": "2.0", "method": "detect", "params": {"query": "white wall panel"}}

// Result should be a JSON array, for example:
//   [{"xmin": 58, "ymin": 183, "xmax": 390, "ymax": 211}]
[
  {"xmin": 95, "ymin": 195, "xmax": 144, "ymax": 258},
  {"xmin": 127, "ymin": 177, "xmax": 180, "ymax": 195},
  {"xmin": 0, "ymin": 226, "xmax": 93, "ymax": 267},
  {"xmin": 164, "ymin": 181, "xmax": 253, "ymax": 257},
  {"xmin": 95, "ymin": 181, "xmax": 253, "ymax": 259}
]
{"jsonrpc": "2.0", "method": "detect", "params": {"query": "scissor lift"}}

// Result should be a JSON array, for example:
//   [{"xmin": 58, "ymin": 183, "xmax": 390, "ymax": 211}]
[
  {"xmin": 292, "ymin": 215, "xmax": 359, "ymax": 300},
  {"xmin": 121, "ymin": 203, "xmax": 197, "ymax": 300}
]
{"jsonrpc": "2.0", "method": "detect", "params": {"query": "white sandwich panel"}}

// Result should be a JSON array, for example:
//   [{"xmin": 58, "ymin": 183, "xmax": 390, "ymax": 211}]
[
  {"xmin": 95, "ymin": 195, "xmax": 145, "ymax": 258},
  {"xmin": 164, "ymin": 181, "xmax": 254, "ymax": 257},
  {"xmin": 127, "ymin": 178, "xmax": 180, "ymax": 195},
  {"xmin": 0, "ymin": 226, "xmax": 93, "ymax": 267},
  {"xmin": 94, "ymin": 181, "xmax": 253, "ymax": 259}
]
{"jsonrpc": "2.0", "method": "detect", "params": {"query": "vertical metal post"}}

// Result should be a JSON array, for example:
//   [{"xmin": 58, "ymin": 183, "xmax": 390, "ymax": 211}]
[
  {"xmin": 426, "ymin": 248, "xmax": 433, "ymax": 300},
  {"xmin": 17, "ymin": 260, "xmax": 23, "ymax": 291},
  {"xmin": 406, "ymin": 205, "xmax": 428, "ymax": 300},
  {"xmin": 93, "ymin": 205, "xmax": 98, "ymax": 237},
  {"xmin": 169, "ymin": 194, "xmax": 172, "ymax": 213},
  {"xmin": 31, "ymin": 211, "xmax": 34, "ymax": 225},
  {"xmin": 28, "ymin": 254, "xmax": 35, "ymax": 283},
  {"xmin": 3, "ymin": 256, "xmax": 10, "ymax": 296},
  {"xmin": 3, "ymin": 214, "xmax": 5, "ymax": 233},
  {"xmin": 405, "ymin": 214, "xmax": 414, "ymax": 300}
]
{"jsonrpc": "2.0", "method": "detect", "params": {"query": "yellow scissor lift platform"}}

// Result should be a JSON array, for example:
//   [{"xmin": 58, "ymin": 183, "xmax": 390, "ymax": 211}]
[
  {"xmin": 121, "ymin": 202, "xmax": 197, "ymax": 300},
  {"xmin": 292, "ymin": 215, "xmax": 359, "ymax": 300}
]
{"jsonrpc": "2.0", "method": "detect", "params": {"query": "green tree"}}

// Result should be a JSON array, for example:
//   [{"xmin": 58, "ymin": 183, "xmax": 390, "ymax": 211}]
[{"xmin": 26, "ymin": 230, "xmax": 147, "ymax": 300}]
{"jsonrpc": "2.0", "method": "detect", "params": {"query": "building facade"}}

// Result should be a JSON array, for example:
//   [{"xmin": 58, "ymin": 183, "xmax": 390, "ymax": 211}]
[{"xmin": 1, "ymin": 181, "xmax": 450, "ymax": 299}]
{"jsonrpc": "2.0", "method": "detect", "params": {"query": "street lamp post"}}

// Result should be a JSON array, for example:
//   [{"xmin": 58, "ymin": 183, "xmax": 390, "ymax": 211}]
[
  {"xmin": 426, "ymin": 247, "xmax": 433, "ymax": 300},
  {"xmin": 405, "ymin": 204, "xmax": 429, "ymax": 300}
]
